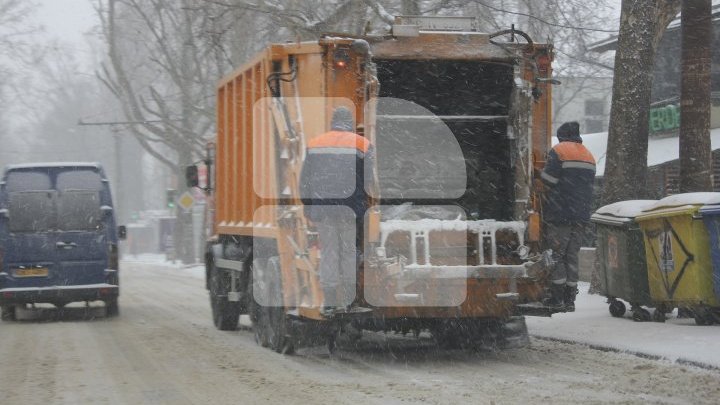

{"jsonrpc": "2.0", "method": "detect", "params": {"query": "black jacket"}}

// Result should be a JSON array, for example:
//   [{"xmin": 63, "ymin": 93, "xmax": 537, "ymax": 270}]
[
  {"xmin": 541, "ymin": 140, "xmax": 596, "ymax": 223},
  {"xmin": 299, "ymin": 130, "xmax": 374, "ymax": 222}
]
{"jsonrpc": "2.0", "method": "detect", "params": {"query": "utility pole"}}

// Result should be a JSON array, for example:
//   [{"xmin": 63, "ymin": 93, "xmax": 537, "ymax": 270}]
[
  {"xmin": 679, "ymin": 0, "xmax": 713, "ymax": 192},
  {"xmin": 111, "ymin": 127, "xmax": 124, "ymax": 222}
]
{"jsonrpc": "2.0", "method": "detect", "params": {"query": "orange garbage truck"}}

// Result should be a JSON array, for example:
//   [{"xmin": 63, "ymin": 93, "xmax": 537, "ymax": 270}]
[{"xmin": 188, "ymin": 17, "xmax": 558, "ymax": 353}]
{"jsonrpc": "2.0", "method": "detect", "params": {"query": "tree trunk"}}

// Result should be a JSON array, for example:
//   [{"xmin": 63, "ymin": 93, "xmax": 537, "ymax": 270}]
[
  {"xmin": 602, "ymin": 0, "xmax": 680, "ymax": 205},
  {"xmin": 679, "ymin": 0, "xmax": 713, "ymax": 192}
]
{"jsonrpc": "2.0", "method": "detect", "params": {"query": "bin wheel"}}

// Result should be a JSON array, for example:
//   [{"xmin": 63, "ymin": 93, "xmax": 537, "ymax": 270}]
[
  {"xmin": 632, "ymin": 308, "xmax": 651, "ymax": 322},
  {"xmin": 105, "ymin": 298, "xmax": 119, "ymax": 317},
  {"xmin": 609, "ymin": 300, "xmax": 626, "ymax": 318},
  {"xmin": 652, "ymin": 308, "xmax": 666, "ymax": 323},
  {"xmin": 693, "ymin": 307, "xmax": 714, "ymax": 326}
]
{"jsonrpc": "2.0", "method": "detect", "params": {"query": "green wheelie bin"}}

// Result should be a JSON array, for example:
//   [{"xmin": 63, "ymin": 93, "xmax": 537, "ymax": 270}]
[
  {"xmin": 591, "ymin": 200, "xmax": 657, "ymax": 321},
  {"xmin": 636, "ymin": 193, "xmax": 720, "ymax": 324}
]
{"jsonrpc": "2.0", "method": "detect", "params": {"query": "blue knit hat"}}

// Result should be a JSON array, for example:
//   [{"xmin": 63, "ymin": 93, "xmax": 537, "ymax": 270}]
[
  {"xmin": 331, "ymin": 107, "xmax": 354, "ymax": 131},
  {"xmin": 557, "ymin": 121, "xmax": 581, "ymax": 142}
]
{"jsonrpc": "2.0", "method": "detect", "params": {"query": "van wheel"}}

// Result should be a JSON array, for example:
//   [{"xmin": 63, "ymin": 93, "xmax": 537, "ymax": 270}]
[
  {"xmin": 209, "ymin": 261, "xmax": 240, "ymax": 331},
  {"xmin": 1, "ymin": 305, "xmax": 16, "ymax": 321},
  {"xmin": 252, "ymin": 257, "xmax": 294, "ymax": 354},
  {"xmin": 105, "ymin": 298, "xmax": 119, "ymax": 317}
]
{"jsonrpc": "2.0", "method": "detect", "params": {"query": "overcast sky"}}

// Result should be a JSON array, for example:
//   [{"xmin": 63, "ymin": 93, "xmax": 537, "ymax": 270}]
[{"xmin": 34, "ymin": 0, "xmax": 98, "ymax": 68}]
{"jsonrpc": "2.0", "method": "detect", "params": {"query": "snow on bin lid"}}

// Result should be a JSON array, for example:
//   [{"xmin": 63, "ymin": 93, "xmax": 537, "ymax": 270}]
[
  {"xmin": 594, "ymin": 200, "xmax": 658, "ymax": 219},
  {"xmin": 646, "ymin": 192, "xmax": 720, "ymax": 211}
]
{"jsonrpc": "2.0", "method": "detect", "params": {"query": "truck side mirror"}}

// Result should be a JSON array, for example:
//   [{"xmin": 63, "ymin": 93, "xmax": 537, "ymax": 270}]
[
  {"xmin": 118, "ymin": 225, "xmax": 127, "ymax": 240},
  {"xmin": 186, "ymin": 165, "xmax": 199, "ymax": 188}
]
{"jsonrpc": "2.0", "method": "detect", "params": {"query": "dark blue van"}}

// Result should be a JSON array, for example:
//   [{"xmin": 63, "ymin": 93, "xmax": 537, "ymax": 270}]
[{"xmin": 0, "ymin": 163, "xmax": 126, "ymax": 320}]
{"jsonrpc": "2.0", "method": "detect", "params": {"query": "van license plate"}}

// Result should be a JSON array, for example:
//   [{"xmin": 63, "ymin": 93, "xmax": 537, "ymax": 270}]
[{"xmin": 14, "ymin": 268, "xmax": 49, "ymax": 277}]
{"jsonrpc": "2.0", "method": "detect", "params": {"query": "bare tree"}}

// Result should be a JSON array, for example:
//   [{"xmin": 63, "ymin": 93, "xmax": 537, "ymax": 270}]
[
  {"xmin": 0, "ymin": 0, "xmax": 42, "ymax": 166},
  {"xmin": 679, "ymin": 0, "xmax": 713, "ymax": 192},
  {"xmin": 602, "ymin": 0, "xmax": 681, "ymax": 205},
  {"xmin": 96, "ymin": 0, "xmax": 239, "ymax": 262}
]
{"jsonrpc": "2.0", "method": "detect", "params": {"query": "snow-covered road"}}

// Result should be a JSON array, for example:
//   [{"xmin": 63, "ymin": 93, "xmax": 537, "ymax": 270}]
[{"xmin": 1, "ymin": 259, "xmax": 719, "ymax": 404}]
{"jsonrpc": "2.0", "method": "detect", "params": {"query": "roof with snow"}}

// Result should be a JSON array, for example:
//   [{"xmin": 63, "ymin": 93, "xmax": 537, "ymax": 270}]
[
  {"xmin": 589, "ymin": 2, "xmax": 720, "ymax": 53},
  {"xmin": 4, "ymin": 162, "xmax": 102, "ymax": 171},
  {"xmin": 553, "ymin": 127, "xmax": 720, "ymax": 177}
]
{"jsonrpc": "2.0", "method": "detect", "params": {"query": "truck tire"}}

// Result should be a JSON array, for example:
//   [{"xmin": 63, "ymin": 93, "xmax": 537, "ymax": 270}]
[
  {"xmin": 1, "ymin": 305, "xmax": 16, "ymax": 321},
  {"xmin": 105, "ymin": 298, "xmax": 119, "ymax": 317},
  {"xmin": 209, "ymin": 261, "xmax": 240, "ymax": 331},
  {"xmin": 251, "ymin": 257, "xmax": 294, "ymax": 354}
]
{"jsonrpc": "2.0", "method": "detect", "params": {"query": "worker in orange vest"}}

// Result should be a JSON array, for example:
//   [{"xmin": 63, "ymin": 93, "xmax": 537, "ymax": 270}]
[
  {"xmin": 300, "ymin": 106, "xmax": 375, "ymax": 317},
  {"xmin": 541, "ymin": 121, "xmax": 596, "ymax": 311}
]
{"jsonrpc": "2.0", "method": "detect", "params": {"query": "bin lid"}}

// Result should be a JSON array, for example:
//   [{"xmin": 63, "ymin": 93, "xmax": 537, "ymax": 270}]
[
  {"xmin": 648, "ymin": 192, "xmax": 720, "ymax": 210},
  {"xmin": 591, "ymin": 200, "xmax": 657, "ymax": 225},
  {"xmin": 635, "ymin": 193, "xmax": 720, "ymax": 221},
  {"xmin": 699, "ymin": 204, "xmax": 720, "ymax": 215}
]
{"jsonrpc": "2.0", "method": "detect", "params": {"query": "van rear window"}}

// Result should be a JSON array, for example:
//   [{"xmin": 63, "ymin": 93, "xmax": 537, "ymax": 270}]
[
  {"xmin": 8, "ymin": 191, "xmax": 57, "ymax": 232},
  {"xmin": 56, "ymin": 170, "xmax": 103, "ymax": 191},
  {"xmin": 5, "ymin": 172, "xmax": 52, "ymax": 192},
  {"xmin": 57, "ymin": 191, "xmax": 102, "ymax": 231}
]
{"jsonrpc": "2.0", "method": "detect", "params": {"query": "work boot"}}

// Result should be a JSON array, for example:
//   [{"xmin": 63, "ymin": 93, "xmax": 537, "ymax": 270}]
[
  {"xmin": 543, "ymin": 284, "xmax": 565, "ymax": 309},
  {"xmin": 563, "ymin": 285, "xmax": 578, "ymax": 312}
]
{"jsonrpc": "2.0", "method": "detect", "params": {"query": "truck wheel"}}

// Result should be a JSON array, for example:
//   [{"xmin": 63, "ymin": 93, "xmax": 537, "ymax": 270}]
[
  {"xmin": 209, "ymin": 261, "xmax": 240, "ymax": 331},
  {"xmin": 608, "ymin": 300, "xmax": 626, "ymax": 318},
  {"xmin": 105, "ymin": 298, "xmax": 119, "ymax": 317},
  {"xmin": 251, "ymin": 257, "xmax": 294, "ymax": 354},
  {"xmin": 1, "ymin": 305, "xmax": 16, "ymax": 321}
]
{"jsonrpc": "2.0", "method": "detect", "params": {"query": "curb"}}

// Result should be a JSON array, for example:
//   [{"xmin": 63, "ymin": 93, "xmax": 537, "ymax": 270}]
[{"xmin": 531, "ymin": 335, "xmax": 720, "ymax": 371}]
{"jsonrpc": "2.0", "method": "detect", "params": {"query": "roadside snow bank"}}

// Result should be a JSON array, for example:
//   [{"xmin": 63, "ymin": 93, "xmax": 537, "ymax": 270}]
[{"xmin": 526, "ymin": 282, "xmax": 720, "ymax": 368}]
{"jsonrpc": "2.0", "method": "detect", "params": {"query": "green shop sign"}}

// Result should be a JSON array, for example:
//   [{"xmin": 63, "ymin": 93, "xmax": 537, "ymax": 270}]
[{"xmin": 649, "ymin": 104, "xmax": 680, "ymax": 133}]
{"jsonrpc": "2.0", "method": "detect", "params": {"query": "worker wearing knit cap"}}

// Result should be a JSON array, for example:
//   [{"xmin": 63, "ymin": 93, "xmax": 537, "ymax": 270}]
[
  {"xmin": 541, "ymin": 121, "xmax": 596, "ymax": 311},
  {"xmin": 300, "ymin": 106, "xmax": 374, "ymax": 317}
]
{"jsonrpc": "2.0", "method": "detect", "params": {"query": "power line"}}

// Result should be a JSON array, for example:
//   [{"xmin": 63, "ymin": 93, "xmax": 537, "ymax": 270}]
[
  {"xmin": 77, "ymin": 119, "xmax": 172, "ymax": 126},
  {"xmin": 472, "ymin": 0, "xmax": 619, "ymax": 33}
]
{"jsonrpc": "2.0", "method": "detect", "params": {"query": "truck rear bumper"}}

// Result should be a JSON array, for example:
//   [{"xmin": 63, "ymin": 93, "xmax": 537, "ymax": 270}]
[{"xmin": 0, "ymin": 284, "xmax": 119, "ymax": 305}]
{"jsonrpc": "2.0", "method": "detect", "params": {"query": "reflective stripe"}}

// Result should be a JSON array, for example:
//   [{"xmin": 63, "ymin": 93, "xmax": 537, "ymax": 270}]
[
  {"xmin": 562, "ymin": 161, "xmax": 596, "ymax": 171},
  {"xmin": 566, "ymin": 281, "xmax": 578, "ymax": 287},
  {"xmin": 307, "ymin": 147, "xmax": 362, "ymax": 156},
  {"xmin": 307, "ymin": 131, "xmax": 370, "ymax": 153},
  {"xmin": 541, "ymin": 171, "xmax": 560, "ymax": 184},
  {"xmin": 551, "ymin": 278, "xmax": 567, "ymax": 285}
]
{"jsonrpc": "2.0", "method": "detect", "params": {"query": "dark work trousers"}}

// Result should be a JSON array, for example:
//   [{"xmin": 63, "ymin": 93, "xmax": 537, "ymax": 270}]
[
  {"xmin": 543, "ymin": 221, "xmax": 587, "ymax": 287},
  {"xmin": 317, "ymin": 218, "xmax": 357, "ymax": 307}
]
